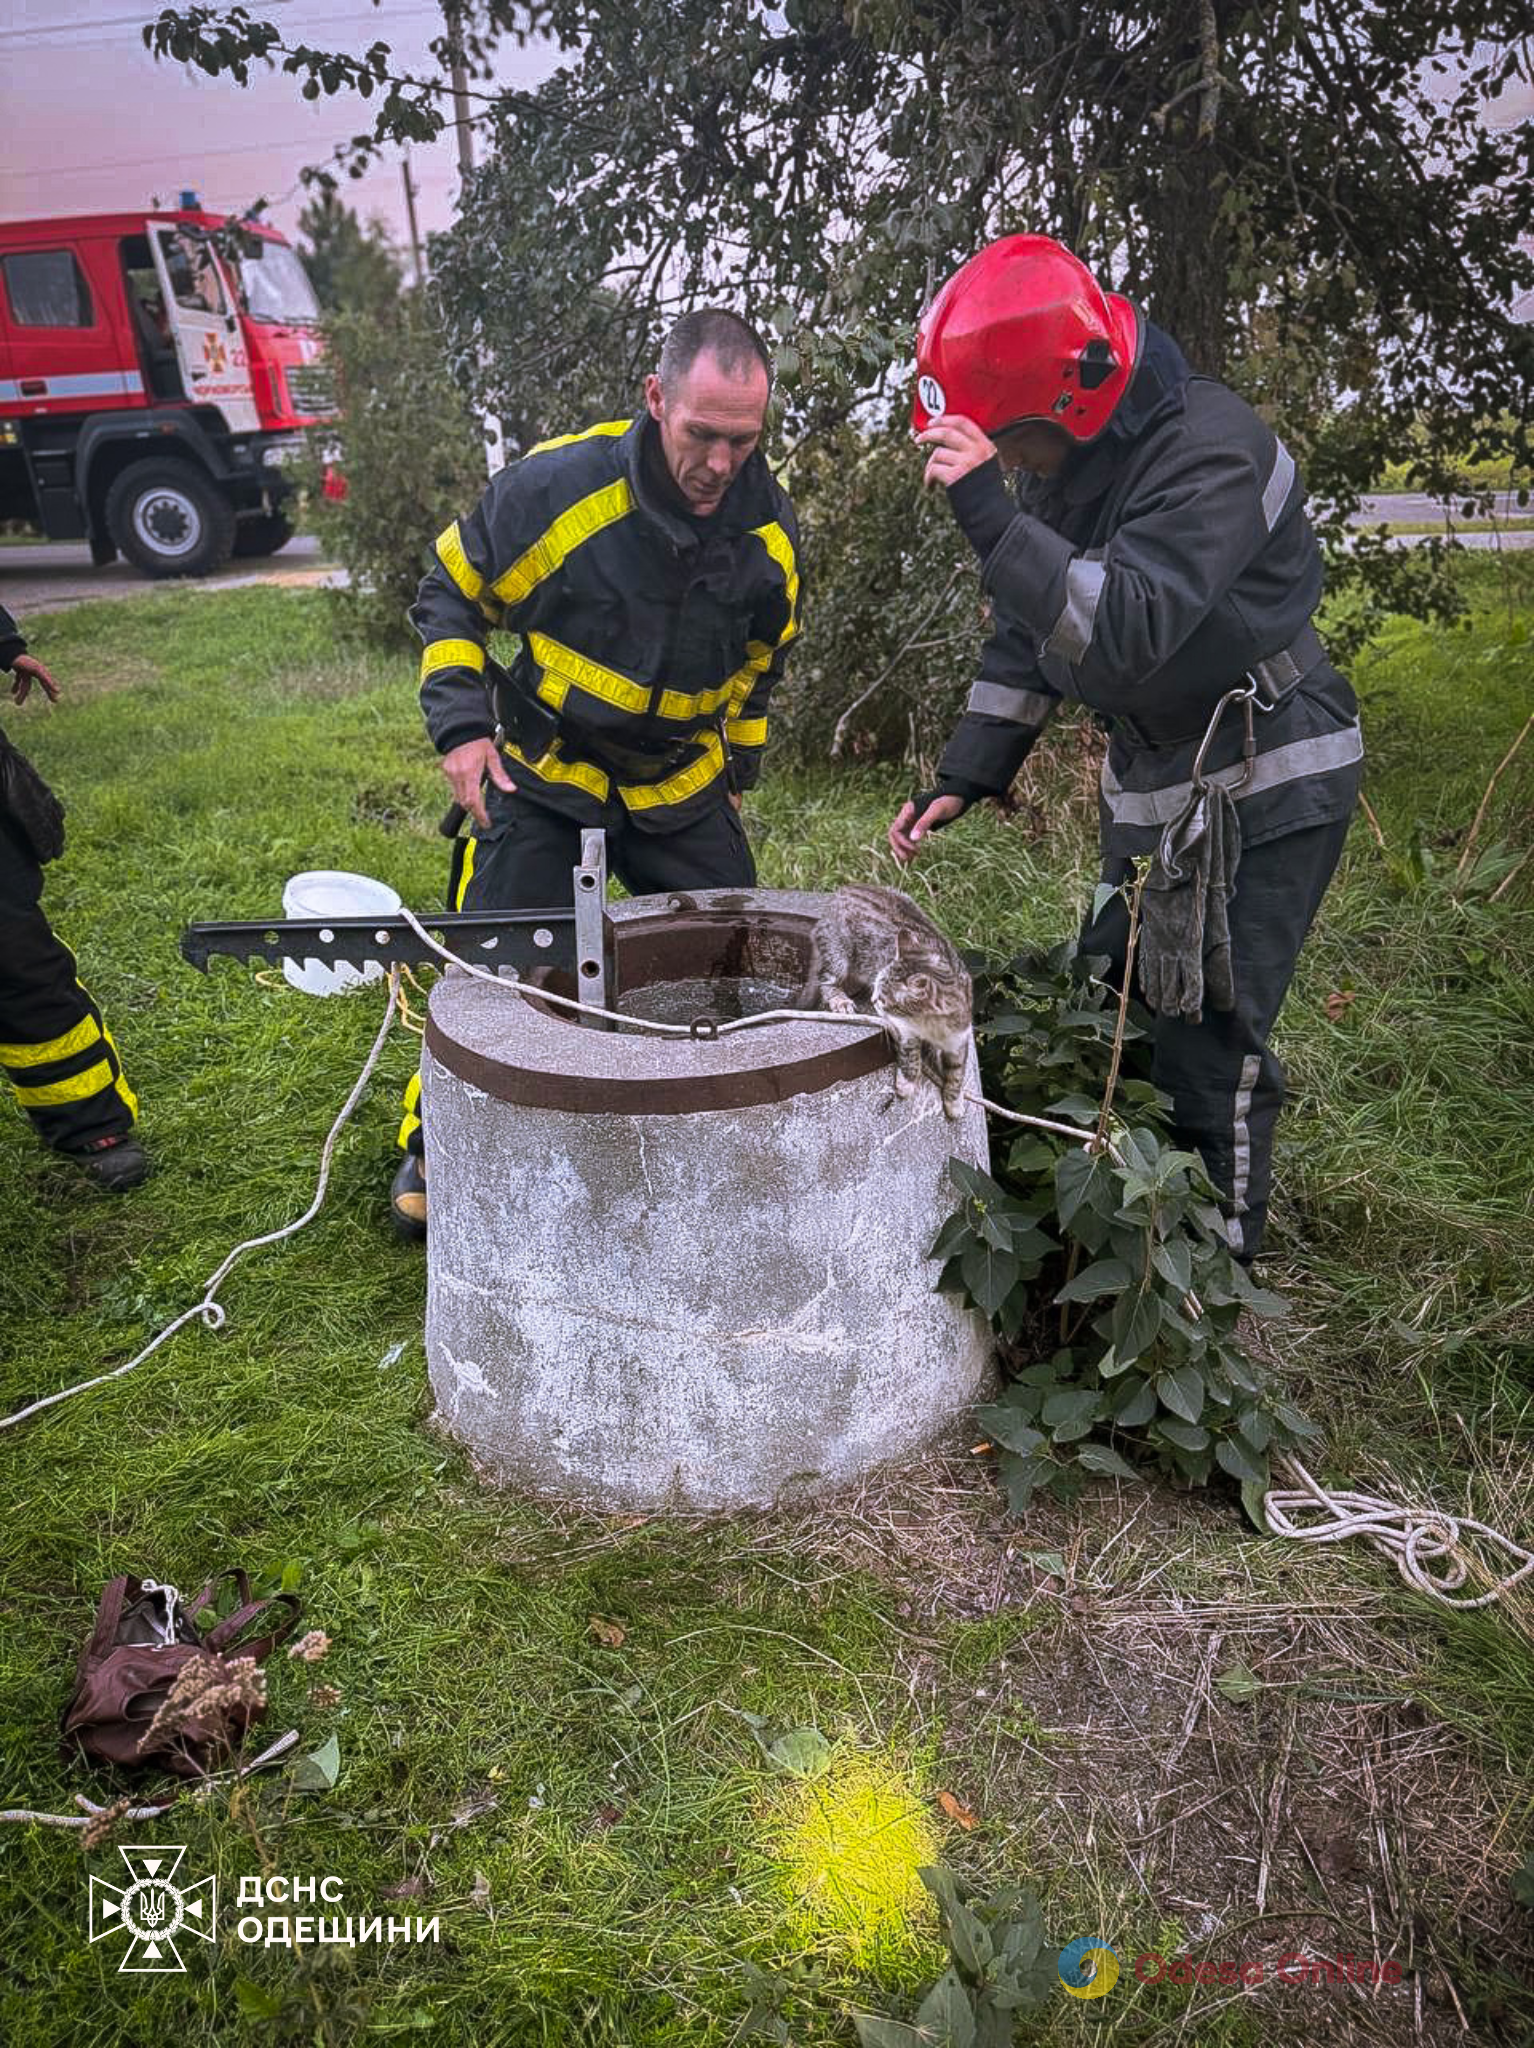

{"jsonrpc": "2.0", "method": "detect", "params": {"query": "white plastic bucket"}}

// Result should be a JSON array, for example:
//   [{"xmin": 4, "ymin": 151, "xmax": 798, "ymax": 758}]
[{"xmin": 281, "ymin": 870, "xmax": 402, "ymax": 998}]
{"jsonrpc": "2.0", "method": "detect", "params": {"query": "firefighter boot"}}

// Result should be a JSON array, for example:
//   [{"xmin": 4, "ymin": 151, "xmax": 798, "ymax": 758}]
[{"xmin": 59, "ymin": 1131, "xmax": 151, "ymax": 1191}]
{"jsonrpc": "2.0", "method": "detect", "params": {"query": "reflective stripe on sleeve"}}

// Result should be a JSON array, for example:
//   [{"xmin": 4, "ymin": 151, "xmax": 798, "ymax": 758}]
[
  {"xmin": 492, "ymin": 481, "xmax": 633, "ymax": 608},
  {"xmin": 749, "ymin": 522, "xmax": 800, "ymax": 647},
  {"xmin": 1261, "ymin": 440, "xmax": 1297, "ymax": 531},
  {"xmin": 434, "ymin": 521, "xmax": 484, "ymax": 601},
  {"xmin": 725, "ymin": 717, "xmax": 767, "ymax": 747},
  {"xmin": 1043, "ymin": 553, "xmax": 1106, "ymax": 664},
  {"xmin": 966, "ymin": 680, "xmax": 1056, "ymax": 725},
  {"xmin": 419, "ymin": 638, "xmax": 486, "ymax": 680},
  {"xmin": 1100, "ymin": 722, "xmax": 1364, "ymax": 827}
]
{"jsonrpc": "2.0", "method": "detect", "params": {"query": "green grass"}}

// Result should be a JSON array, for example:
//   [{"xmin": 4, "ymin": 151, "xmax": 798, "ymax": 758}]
[{"xmin": 1, "ymin": 572, "xmax": 1532, "ymax": 2044}]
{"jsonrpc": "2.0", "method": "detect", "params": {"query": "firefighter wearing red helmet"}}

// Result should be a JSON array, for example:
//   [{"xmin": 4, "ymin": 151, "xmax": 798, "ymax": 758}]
[{"xmin": 890, "ymin": 235, "xmax": 1363, "ymax": 1263}]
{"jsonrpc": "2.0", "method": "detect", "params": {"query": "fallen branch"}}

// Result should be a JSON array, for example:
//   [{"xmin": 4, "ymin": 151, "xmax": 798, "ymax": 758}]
[
  {"xmin": 1456, "ymin": 708, "xmax": 1533, "ymax": 878},
  {"xmin": 830, "ymin": 562, "xmax": 965, "ymax": 758}
]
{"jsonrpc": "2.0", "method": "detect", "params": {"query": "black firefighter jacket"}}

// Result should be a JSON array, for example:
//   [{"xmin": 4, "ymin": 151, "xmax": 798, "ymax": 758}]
[
  {"xmin": 411, "ymin": 415, "xmax": 801, "ymax": 833},
  {"xmin": 934, "ymin": 322, "xmax": 1364, "ymax": 859}
]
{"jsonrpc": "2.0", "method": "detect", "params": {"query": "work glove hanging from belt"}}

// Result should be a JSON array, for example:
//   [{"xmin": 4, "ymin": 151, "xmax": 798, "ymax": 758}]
[{"xmin": 1137, "ymin": 780, "xmax": 1242, "ymax": 1023}]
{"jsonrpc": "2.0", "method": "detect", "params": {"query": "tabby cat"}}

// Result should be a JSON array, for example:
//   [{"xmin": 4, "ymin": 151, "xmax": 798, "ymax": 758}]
[{"xmin": 795, "ymin": 884, "xmax": 973, "ymax": 1119}]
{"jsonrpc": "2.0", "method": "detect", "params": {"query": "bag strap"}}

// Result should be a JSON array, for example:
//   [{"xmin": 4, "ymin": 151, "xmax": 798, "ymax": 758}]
[
  {"xmin": 204, "ymin": 1593, "xmax": 301, "ymax": 1664},
  {"xmin": 185, "ymin": 1568, "xmax": 254, "ymax": 1627},
  {"xmin": 86, "ymin": 1576, "xmax": 135, "ymax": 1663}
]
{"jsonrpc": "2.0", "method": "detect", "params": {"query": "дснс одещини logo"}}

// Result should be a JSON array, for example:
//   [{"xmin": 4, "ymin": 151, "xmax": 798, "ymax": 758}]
[{"xmin": 88, "ymin": 1844, "xmax": 216, "ymax": 1974}]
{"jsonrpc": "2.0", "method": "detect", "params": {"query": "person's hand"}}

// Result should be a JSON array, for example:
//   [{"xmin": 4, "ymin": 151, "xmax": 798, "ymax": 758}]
[
  {"xmin": 8, "ymin": 655, "xmax": 60, "ymax": 707},
  {"xmin": 727, "ymin": 790, "xmax": 743, "ymax": 813},
  {"xmin": 442, "ymin": 736, "xmax": 515, "ymax": 830},
  {"xmin": 917, "ymin": 414, "xmax": 999, "ymax": 490},
  {"xmin": 887, "ymin": 793, "xmax": 967, "ymax": 864}
]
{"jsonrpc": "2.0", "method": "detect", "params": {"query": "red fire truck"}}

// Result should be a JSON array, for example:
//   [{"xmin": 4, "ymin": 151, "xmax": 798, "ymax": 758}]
[{"xmin": 0, "ymin": 207, "xmax": 336, "ymax": 577}]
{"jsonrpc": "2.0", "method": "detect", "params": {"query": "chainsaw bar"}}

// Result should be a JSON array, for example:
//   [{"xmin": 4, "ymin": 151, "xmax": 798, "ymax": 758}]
[{"xmin": 180, "ymin": 909, "xmax": 593, "ymax": 977}]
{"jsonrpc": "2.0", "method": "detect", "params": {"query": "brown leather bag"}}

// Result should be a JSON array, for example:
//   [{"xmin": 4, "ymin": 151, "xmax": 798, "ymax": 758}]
[{"xmin": 61, "ymin": 1572, "xmax": 301, "ymax": 1780}]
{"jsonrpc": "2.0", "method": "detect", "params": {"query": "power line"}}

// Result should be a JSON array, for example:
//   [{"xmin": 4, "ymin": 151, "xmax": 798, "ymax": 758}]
[
  {"xmin": 3, "ymin": 134, "xmax": 363, "ymax": 181},
  {"xmin": 2, "ymin": 5, "xmax": 443, "ymax": 48}
]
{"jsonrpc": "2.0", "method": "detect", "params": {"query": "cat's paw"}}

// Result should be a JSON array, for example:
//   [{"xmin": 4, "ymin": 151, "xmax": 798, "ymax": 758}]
[
  {"xmin": 826, "ymin": 989, "xmax": 858, "ymax": 1014},
  {"xmin": 892, "ymin": 1070, "xmax": 918, "ymax": 1098},
  {"xmin": 942, "ymin": 1094, "xmax": 965, "ymax": 1121}
]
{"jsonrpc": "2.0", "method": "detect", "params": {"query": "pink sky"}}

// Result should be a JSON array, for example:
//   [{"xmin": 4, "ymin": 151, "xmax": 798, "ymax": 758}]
[{"xmin": 0, "ymin": 3, "xmax": 557, "ymax": 273}]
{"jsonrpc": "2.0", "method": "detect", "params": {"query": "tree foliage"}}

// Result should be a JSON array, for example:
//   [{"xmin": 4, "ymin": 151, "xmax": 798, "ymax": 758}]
[
  {"xmin": 150, "ymin": 2, "xmax": 1534, "ymax": 715},
  {"xmin": 302, "ymin": 299, "xmax": 487, "ymax": 643},
  {"xmin": 297, "ymin": 191, "xmax": 403, "ymax": 319}
]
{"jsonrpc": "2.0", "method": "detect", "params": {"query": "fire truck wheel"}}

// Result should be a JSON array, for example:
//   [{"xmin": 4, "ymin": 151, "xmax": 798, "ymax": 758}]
[
  {"xmin": 104, "ymin": 459, "xmax": 237, "ymax": 579},
  {"xmin": 231, "ymin": 512, "xmax": 294, "ymax": 558}
]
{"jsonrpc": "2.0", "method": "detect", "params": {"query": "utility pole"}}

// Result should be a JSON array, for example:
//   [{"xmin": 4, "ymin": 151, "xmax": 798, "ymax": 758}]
[
  {"xmin": 401, "ymin": 154, "xmax": 425, "ymax": 286},
  {"xmin": 443, "ymin": 5, "xmax": 504, "ymax": 474},
  {"xmin": 449, "ymin": 50, "xmax": 475, "ymax": 182}
]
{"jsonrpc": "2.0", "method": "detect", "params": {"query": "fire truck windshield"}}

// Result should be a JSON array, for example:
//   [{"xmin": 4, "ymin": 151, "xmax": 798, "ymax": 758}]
[{"xmin": 236, "ymin": 238, "xmax": 321, "ymax": 326}]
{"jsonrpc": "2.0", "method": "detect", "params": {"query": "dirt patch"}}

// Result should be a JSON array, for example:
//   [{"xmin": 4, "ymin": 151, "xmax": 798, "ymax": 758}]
[{"xmin": 750, "ymin": 1456, "xmax": 1534, "ymax": 2044}]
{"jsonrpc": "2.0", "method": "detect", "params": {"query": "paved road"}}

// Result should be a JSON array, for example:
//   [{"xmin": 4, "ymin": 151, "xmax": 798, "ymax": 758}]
[
  {"xmin": 0, "ymin": 535, "xmax": 344, "ymax": 614},
  {"xmin": 1361, "ymin": 491, "xmax": 1530, "ymax": 524},
  {"xmin": 4, "ymin": 495, "xmax": 1531, "ymax": 620}
]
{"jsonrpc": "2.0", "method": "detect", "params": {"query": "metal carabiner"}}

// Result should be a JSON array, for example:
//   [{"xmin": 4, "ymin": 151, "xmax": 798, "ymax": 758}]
[{"xmin": 1188, "ymin": 679, "xmax": 1259, "ymax": 794}]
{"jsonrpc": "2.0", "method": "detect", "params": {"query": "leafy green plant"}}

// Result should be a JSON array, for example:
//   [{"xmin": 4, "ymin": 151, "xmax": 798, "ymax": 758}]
[
  {"xmin": 852, "ymin": 1867, "xmax": 1055, "ymax": 2047},
  {"xmin": 299, "ymin": 297, "xmax": 488, "ymax": 646},
  {"xmin": 934, "ymin": 936, "xmax": 1317, "ymax": 1518}
]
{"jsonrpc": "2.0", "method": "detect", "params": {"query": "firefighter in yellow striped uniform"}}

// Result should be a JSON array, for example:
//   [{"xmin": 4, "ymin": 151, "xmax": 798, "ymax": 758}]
[
  {"xmin": 0, "ymin": 605, "xmax": 147, "ymax": 1190},
  {"xmin": 392, "ymin": 310, "xmax": 800, "ymax": 1238}
]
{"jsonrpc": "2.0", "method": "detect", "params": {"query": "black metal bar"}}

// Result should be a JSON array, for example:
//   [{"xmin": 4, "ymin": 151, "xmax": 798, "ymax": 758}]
[{"xmin": 180, "ymin": 909, "xmax": 584, "ymax": 977}]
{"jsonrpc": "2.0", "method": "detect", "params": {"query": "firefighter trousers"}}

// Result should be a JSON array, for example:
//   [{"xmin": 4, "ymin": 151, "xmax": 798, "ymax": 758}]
[
  {"xmin": 0, "ymin": 826, "xmax": 138, "ymax": 1154},
  {"xmin": 1079, "ymin": 811, "xmax": 1352, "ymax": 1262},
  {"xmin": 398, "ymin": 787, "xmax": 757, "ymax": 1154}
]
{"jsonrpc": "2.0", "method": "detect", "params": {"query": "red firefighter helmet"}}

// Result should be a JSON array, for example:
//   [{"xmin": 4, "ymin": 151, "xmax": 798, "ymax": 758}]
[{"xmin": 912, "ymin": 235, "xmax": 1139, "ymax": 444}]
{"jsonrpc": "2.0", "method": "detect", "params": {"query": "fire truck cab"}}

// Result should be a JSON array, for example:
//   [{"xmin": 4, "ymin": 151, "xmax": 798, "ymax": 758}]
[{"xmin": 0, "ymin": 206, "xmax": 335, "ymax": 577}]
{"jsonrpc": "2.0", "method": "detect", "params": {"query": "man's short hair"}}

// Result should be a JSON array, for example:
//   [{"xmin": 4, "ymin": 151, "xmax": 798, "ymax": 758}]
[{"xmin": 658, "ymin": 309, "xmax": 773, "ymax": 390}]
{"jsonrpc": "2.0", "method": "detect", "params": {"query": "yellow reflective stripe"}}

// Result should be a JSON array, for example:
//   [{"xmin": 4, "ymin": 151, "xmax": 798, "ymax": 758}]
[
  {"xmin": 397, "ymin": 1070, "xmax": 422, "ymax": 1149},
  {"xmin": 528, "ymin": 632, "xmax": 649, "ymax": 715},
  {"xmin": 751, "ymin": 521, "xmax": 801, "ymax": 647},
  {"xmin": 620, "ymin": 731, "xmax": 725, "ymax": 812},
  {"xmin": 12, "ymin": 1055, "xmax": 116, "ymax": 1108},
  {"xmin": 725, "ymin": 717, "xmax": 768, "ymax": 747},
  {"xmin": 435, "ymin": 521, "xmax": 483, "ymax": 601},
  {"xmin": 657, "ymin": 670, "xmax": 743, "ymax": 722},
  {"xmin": 526, "ymin": 418, "xmax": 633, "ymax": 456},
  {"xmin": 0, "ymin": 1012, "xmax": 101, "ymax": 1068},
  {"xmin": 454, "ymin": 836, "xmax": 478, "ymax": 910},
  {"xmin": 491, "ymin": 480, "xmax": 633, "ymax": 608},
  {"xmin": 108, "ymin": 1041, "xmax": 139, "ymax": 1123},
  {"xmin": 507, "ymin": 739, "xmax": 610, "ymax": 802},
  {"xmin": 728, "ymin": 641, "xmax": 775, "ymax": 720},
  {"xmin": 419, "ymin": 639, "xmax": 486, "ymax": 681}
]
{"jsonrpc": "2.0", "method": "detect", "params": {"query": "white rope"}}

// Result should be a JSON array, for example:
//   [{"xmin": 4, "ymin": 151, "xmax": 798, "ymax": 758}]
[
  {"xmin": 396, "ymin": 905, "xmax": 899, "ymax": 1040},
  {"xmin": 1262, "ymin": 1456, "xmax": 1534, "ymax": 1611},
  {"xmin": 0, "ymin": 972, "xmax": 401, "ymax": 1433}
]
